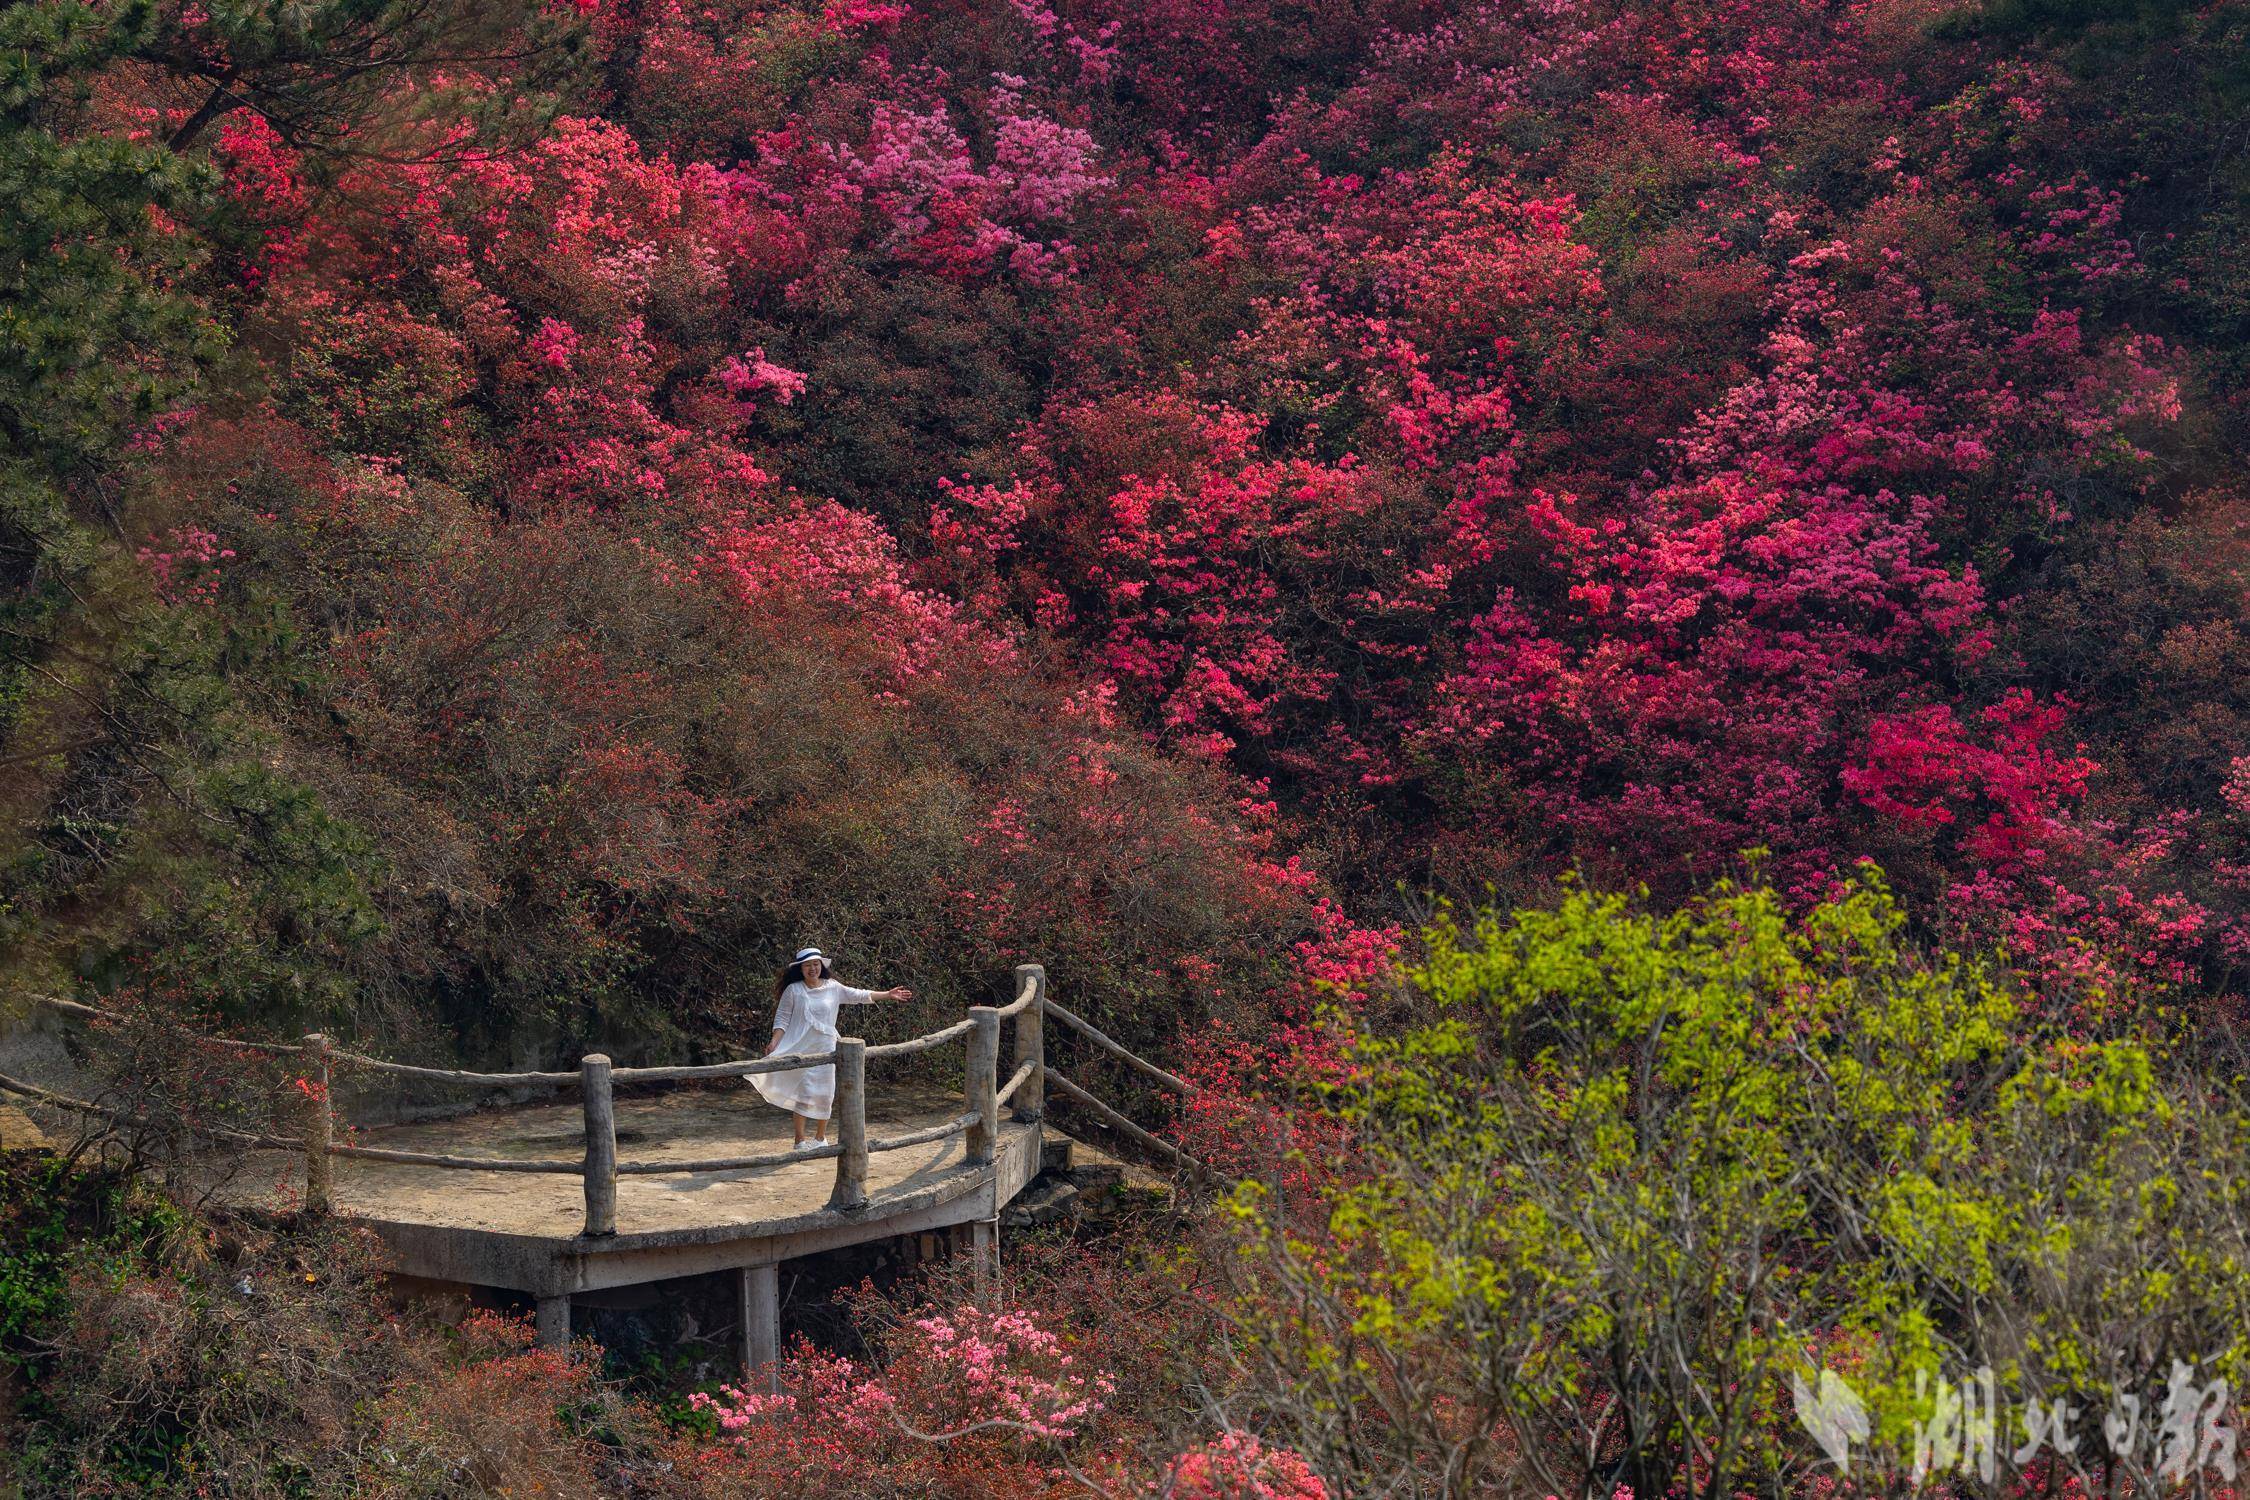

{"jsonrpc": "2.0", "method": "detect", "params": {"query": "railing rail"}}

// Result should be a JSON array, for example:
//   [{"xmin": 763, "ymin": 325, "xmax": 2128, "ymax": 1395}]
[
  {"xmin": 6, "ymin": 964, "xmax": 1059, "ymax": 1234},
  {"xmin": 331, "ymin": 1052, "xmax": 580, "ymax": 1087},
  {"xmin": 610, "ymin": 1051, "xmax": 838, "ymax": 1084},
  {"xmin": 865, "ymin": 1019, "xmax": 974, "ymax": 1061},
  {"xmin": 8, "ymin": 957, "xmax": 1225, "ymax": 1221},
  {"xmin": 1048, "ymin": 1070, "xmax": 1213, "ymax": 1175},
  {"xmin": 32, "ymin": 995, "xmax": 307, "ymax": 1057},
  {"xmin": 867, "ymin": 1110, "xmax": 979, "ymax": 1153},
  {"xmin": 0, "ymin": 1067, "xmax": 300, "ymax": 1150},
  {"xmin": 1045, "ymin": 999, "xmax": 1190, "ymax": 1094}
]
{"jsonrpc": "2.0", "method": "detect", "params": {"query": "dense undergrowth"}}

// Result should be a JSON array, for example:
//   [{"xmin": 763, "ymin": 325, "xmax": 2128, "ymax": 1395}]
[{"xmin": 0, "ymin": 1147, "xmax": 703, "ymax": 1494}]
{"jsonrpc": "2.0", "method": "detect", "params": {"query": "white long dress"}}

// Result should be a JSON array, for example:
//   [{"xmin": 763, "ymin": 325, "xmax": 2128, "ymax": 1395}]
[{"xmin": 751, "ymin": 978, "xmax": 874, "ymax": 1120}]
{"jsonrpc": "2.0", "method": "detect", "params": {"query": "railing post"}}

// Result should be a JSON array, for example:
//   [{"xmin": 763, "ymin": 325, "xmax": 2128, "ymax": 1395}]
[
  {"xmin": 966, "ymin": 1006, "xmax": 1000, "ymax": 1166},
  {"xmin": 581, "ymin": 1054, "xmax": 616, "ymax": 1237},
  {"xmin": 1011, "ymin": 963, "xmax": 1044, "ymax": 1122},
  {"xmin": 301, "ymin": 1033, "xmax": 333, "ymax": 1216},
  {"xmin": 828, "ymin": 1037, "xmax": 868, "ymax": 1212}
]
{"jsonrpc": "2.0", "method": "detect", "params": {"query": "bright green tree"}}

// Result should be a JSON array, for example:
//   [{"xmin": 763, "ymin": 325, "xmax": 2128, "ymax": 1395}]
[{"xmin": 1218, "ymin": 869, "xmax": 2250, "ymax": 1498}]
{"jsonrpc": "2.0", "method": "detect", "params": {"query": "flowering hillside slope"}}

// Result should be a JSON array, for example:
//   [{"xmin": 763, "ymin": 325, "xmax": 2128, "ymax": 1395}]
[{"xmin": 2, "ymin": 0, "xmax": 2246, "ymax": 1049}]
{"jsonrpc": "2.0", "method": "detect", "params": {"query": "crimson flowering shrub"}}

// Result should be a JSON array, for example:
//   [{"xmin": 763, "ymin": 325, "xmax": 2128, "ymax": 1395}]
[
  {"xmin": 888, "ymin": 0, "xmax": 2249, "ymax": 1009},
  {"xmin": 208, "ymin": 113, "xmax": 309, "ymax": 284},
  {"xmin": 133, "ymin": 524, "xmax": 235, "ymax": 606},
  {"xmin": 1158, "ymin": 1433, "xmax": 1328, "ymax": 1500},
  {"xmin": 847, "ymin": 79, "xmax": 1111, "ymax": 285},
  {"xmin": 677, "ymin": 1303, "xmax": 1116, "ymax": 1496},
  {"xmin": 657, "ymin": 1224, "xmax": 1335, "ymax": 1498}
]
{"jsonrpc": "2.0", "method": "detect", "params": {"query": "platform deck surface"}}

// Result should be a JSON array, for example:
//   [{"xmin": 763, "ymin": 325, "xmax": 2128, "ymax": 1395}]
[{"xmin": 204, "ymin": 1083, "xmax": 1030, "ymax": 1244}]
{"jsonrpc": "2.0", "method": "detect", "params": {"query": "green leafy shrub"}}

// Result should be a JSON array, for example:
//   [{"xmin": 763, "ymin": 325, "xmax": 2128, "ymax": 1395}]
[{"xmin": 1217, "ymin": 869, "xmax": 2250, "ymax": 1497}]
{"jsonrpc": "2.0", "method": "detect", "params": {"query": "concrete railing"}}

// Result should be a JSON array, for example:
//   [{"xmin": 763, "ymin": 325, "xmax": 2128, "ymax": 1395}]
[
  {"xmin": 6, "ymin": 964, "xmax": 1052, "ymax": 1234},
  {"xmin": 5, "ymin": 955, "xmax": 1223, "ymax": 1231}
]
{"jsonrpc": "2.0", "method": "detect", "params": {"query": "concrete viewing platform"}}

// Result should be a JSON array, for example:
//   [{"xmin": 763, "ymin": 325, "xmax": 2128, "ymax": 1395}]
[
  {"xmin": 4, "ymin": 965, "xmax": 1206, "ymax": 1372},
  {"xmin": 209, "ymin": 1083, "xmax": 1042, "ymax": 1299}
]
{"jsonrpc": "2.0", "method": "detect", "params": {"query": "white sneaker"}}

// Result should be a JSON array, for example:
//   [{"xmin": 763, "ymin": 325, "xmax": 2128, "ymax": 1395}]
[{"xmin": 792, "ymin": 1139, "xmax": 819, "ymax": 1152}]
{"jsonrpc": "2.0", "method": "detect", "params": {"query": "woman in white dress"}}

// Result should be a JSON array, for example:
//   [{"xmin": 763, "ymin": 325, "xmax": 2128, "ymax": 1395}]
[{"xmin": 754, "ymin": 947, "xmax": 914, "ymax": 1149}]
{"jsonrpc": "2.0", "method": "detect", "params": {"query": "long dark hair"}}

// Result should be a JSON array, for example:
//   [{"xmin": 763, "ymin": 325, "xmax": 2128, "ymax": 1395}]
[{"xmin": 773, "ymin": 953, "xmax": 828, "ymax": 1004}]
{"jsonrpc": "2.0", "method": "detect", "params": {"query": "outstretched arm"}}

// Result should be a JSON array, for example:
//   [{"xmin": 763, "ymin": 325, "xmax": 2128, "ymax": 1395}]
[{"xmin": 838, "ymin": 982, "xmax": 913, "ymax": 1003}]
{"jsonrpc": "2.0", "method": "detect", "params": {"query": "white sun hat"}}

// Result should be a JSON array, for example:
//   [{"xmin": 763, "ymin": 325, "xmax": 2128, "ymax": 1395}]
[{"xmin": 793, "ymin": 946, "xmax": 827, "ymax": 965}]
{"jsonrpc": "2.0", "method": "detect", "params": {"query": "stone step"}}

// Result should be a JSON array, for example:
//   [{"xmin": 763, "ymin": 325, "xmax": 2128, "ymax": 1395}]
[
  {"xmin": 1064, "ymin": 1160, "xmax": 1123, "ymax": 1193},
  {"xmin": 1055, "ymin": 1132, "xmax": 1165, "ymax": 1195},
  {"xmin": 1000, "ymin": 1177, "xmax": 1081, "ymax": 1229}
]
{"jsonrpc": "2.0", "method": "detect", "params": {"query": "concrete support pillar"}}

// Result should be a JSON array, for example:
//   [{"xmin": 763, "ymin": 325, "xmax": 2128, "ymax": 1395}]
[
  {"xmin": 534, "ymin": 1294, "xmax": 572, "ymax": 1349},
  {"xmin": 970, "ymin": 1218, "xmax": 998, "ymax": 1302},
  {"xmin": 740, "ymin": 1262, "xmax": 780, "ymax": 1389}
]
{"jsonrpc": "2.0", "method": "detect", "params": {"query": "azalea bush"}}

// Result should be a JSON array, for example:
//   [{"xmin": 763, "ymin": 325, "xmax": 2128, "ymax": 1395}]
[
  {"xmin": 669, "ymin": 1301, "xmax": 1116, "ymax": 1497},
  {"xmin": 1159, "ymin": 1433, "xmax": 1329, "ymax": 1500}
]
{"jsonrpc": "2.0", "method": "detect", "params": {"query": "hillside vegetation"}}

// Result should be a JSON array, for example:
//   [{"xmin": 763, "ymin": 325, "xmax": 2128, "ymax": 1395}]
[{"xmin": 4, "ymin": 0, "xmax": 2250, "ymax": 1490}]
